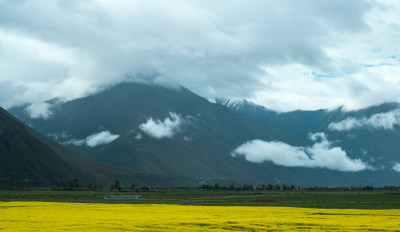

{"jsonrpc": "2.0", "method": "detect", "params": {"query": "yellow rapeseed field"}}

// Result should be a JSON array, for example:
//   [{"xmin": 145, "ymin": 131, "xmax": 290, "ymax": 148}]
[{"xmin": 0, "ymin": 202, "xmax": 399, "ymax": 231}]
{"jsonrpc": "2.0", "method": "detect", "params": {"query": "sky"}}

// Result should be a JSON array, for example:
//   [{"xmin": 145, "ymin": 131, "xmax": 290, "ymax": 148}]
[{"xmin": 1, "ymin": 0, "xmax": 400, "ymax": 117}]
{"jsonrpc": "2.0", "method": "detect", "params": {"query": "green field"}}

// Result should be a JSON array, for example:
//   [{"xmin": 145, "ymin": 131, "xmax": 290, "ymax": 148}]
[{"xmin": 1, "ymin": 189, "xmax": 400, "ymax": 209}]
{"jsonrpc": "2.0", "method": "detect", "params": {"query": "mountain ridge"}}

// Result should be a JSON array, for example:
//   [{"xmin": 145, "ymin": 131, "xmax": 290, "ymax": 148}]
[{"xmin": 0, "ymin": 106, "xmax": 94, "ymax": 186}]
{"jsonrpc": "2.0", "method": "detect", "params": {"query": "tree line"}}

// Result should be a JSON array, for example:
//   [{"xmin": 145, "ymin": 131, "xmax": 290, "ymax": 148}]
[{"xmin": 3, "ymin": 178, "xmax": 399, "ymax": 192}]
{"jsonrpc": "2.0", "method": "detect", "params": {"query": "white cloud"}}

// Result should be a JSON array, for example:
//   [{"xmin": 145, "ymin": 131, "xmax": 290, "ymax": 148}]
[
  {"xmin": 86, "ymin": 131, "xmax": 119, "ymax": 147},
  {"xmin": 2, "ymin": 1, "xmax": 400, "ymax": 113},
  {"xmin": 328, "ymin": 109, "xmax": 400, "ymax": 131},
  {"xmin": 134, "ymin": 133, "xmax": 142, "ymax": 140},
  {"xmin": 62, "ymin": 130, "xmax": 119, "ymax": 147},
  {"xmin": 393, "ymin": 163, "xmax": 400, "ymax": 172},
  {"xmin": 63, "ymin": 138, "xmax": 86, "ymax": 146},
  {"xmin": 25, "ymin": 102, "xmax": 53, "ymax": 119},
  {"xmin": 232, "ymin": 133, "xmax": 369, "ymax": 172},
  {"xmin": 46, "ymin": 131, "xmax": 70, "ymax": 141},
  {"xmin": 139, "ymin": 112, "xmax": 186, "ymax": 139}
]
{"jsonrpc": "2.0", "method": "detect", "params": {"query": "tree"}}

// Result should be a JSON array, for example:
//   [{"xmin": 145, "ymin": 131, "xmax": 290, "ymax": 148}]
[
  {"xmin": 111, "ymin": 179, "xmax": 122, "ymax": 192},
  {"xmin": 140, "ymin": 186, "xmax": 149, "ymax": 192}
]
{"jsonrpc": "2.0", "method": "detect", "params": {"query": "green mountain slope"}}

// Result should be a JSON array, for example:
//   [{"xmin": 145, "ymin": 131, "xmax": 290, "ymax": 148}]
[
  {"xmin": 1, "ymin": 106, "xmax": 197, "ymax": 187},
  {"xmin": 0, "ymin": 107, "xmax": 94, "ymax": 186}
]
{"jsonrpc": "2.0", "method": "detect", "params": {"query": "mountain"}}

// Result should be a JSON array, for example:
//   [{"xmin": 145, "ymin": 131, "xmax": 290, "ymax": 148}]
[
  {"xmin": 9, "ymin": 82, "xmax": 400, "ymax": 186},
  {"xmin": 0, "ymin": 106, "xmax": 93, "ymax": 186},
  {"xmin": 216, "ymin": 98, "xmax": 400, "ymax": 183},
  {"xmin": 9, "ymin": 82, "xmax": 295, "ymax": 184},
  {"xmin": 215, "ymin": 97, "xmax": 333, "ymax": 143},
  {"xmin": 0, "ymin": 106, "xmax": 197, "ymax": 188}
]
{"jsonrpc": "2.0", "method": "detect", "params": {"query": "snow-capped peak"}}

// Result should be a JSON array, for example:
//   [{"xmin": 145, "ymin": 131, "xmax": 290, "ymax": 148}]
[{"xmin": 215, "ymin": 97, "xmax": 265, "ymax": 113}]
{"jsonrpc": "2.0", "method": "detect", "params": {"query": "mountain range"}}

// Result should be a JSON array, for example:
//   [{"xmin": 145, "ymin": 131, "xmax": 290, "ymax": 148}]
[
  {"xmin": 5, "ymin": 82, "xmax": 400, "ymax": 186},
  {"xmin": 217, "ymin": 97, "xmax": 400, "ymax": 182},
  {"xmin": 216, "ymin": 98, "xmax": 400, "ymax": 168}
]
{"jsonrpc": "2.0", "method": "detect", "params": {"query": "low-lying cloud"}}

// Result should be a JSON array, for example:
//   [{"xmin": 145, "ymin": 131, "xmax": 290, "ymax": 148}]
[
  {"xmin": 25, "ymin": 102, "xmax": 53, "ymax": 119},
  {"xmin": 393, "ymin": 163, "xmax": 400, "ymax": 172},
  {"xmin": 328, "ymin": 109, "xmax": 400, "ymax": 131},
  {"xmin": 63, "ymin": 138, "xmax": 86, "ymax": 146},
  {"xmin": 134, "ymin": 132, "xmax": 142, "ymax": 140},
  {"xmin": 139, "ymin": 112, "xmax": 187, "ymax": 139},
  {"xmin": 63, "ymin": 130, "xmax": 119, "ymax": 147},
  {"xmin": 232, "ymin": 133, "xmax": 369, "ymax": 172},
  {"xmin": 86, "ymin": 131, "xmax": 120, "ymax": 147}
]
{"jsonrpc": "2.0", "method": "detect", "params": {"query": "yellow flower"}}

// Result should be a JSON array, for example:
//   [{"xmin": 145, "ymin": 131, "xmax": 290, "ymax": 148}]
[{"xmin": 0, "ymin": 202, "xmax": 399, "ymax": 231}]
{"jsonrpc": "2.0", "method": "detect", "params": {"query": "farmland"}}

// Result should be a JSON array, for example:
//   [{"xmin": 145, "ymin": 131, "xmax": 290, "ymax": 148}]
[
  {"xmin": 1, "ymin": 201, "xmax": 400, "ymax": 231},
  {"xmin": 1, "ymin": 190, "xmax": 400, "ymax": 231}
]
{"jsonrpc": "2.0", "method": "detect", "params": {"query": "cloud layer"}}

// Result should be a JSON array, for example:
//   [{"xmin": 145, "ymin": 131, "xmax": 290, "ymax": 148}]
[
  {"xmin": 139, "ymin": 112, "xmax": 186, "ymax": 139},
  {"xmin": 328, "ymin": 109, "xmax": 400, "ymax": 131},
  {"xmin": 1, "ymin": 1, "xmax": 400, "ymax": 114},
  {"xmin": 232, "ymin": 133, "xmax": 369, "ymax": 172},
  {"xmin": 63, "ymin": 130, "xmax": 119, "ymax": 147}
]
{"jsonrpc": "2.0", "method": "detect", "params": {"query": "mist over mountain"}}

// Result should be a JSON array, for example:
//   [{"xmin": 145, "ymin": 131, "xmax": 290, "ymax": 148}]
[{"xmin": 9, "ymin": 82, "xmax": 400, "ymax": 186}]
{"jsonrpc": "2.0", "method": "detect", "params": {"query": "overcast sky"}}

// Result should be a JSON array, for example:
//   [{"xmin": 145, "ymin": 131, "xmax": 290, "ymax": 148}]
[{"xmin": 1, "ymin": 0, "xmax": 400, "ymax": 116}]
